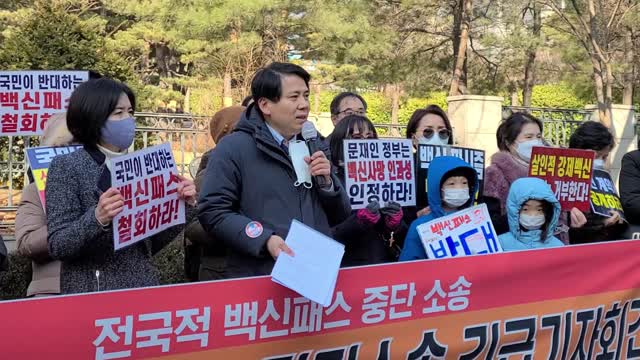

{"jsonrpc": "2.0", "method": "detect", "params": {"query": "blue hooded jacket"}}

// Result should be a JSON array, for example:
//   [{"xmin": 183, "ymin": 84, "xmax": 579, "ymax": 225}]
[
  {"xmin": 498, "ymin": 177, "xmax": 564, "ymax": 251},
  {"xmin": 399, "ymin": 156, "xmax": 479, "ymax": 261}
]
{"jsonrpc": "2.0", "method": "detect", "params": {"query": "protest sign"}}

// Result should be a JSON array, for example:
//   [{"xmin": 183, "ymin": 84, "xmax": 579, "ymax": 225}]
[
  {"xmin": 0, "ymin": 70, "xmax": 88, "ymax": 136},
  {"xmin": 417, "ymin": 144, "xmax": 484, "ymax": 208},
  {"xmin": 2, "ymin": 240, "xmax": 640, "ymax": 359},
  {"xmin": 529, "ymin": 146, "xmax": 595, "ymax": 211},
  {"xmin": 417, "ymin": 204, "xmax": 502, "ymax": 259},
  {"xmin": 111, "ymin": 143, "xmax": 185, "ymax": 250},
  {"xmin": 343, "ymin": 139, "xmax": 415, "ymax": 209},
  {"xmin": 591, "ymin": 169, "xmax": 626, "ymax": 220},
  {"xmin": 25, "ymin": 145, "xmax": 83, "ymax": 209}
]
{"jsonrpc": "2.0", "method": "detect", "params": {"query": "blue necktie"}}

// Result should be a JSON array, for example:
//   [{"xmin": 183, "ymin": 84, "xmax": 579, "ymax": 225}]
[{"xmin": 280, "ymin": 139, "xmax": 289, "ymax": 155}]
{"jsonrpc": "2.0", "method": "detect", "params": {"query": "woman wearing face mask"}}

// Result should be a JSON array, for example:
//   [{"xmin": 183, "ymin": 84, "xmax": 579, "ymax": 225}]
[
  {"xmin": 330, "ymin": 115, "xmax": 406, "ymax": 265},
  {"xmin": 406, "ymin": 105, "xmax": 454, "ymax": 149},
  {"xmin": 46, "ymin": 78, "xmax": 197, "ymax": 294},
  {"xmin": 484, "ymin": 113, "xmax": 585, "ymax": 240},
  {"xmin": 567, "ymin": 121, "xmax": 626, "ymax": 244},
  {"xmin": 498, "ymin": 177, "xmax": 564, "ymax": 251},
  {"xmin": 405, "ymin": 105, "xmax": 454, "ymax": 222}
]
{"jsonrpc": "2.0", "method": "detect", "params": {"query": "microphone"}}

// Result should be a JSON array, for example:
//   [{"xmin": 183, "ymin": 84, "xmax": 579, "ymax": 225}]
[{"xmin": 301, "ymin": 121, "xmax": 328, "ymax": 188}]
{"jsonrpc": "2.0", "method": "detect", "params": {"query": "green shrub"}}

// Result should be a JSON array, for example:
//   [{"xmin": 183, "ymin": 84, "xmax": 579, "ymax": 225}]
[
  {"xmin": 0, "ymin": 253, "xmax": 31, "ymax": 301},
  {"xmin": 523, "ymin": 83, "xmax": 589, "ymax": 109},
  {"xmin": 398, "ymin": 92, "xmax": 449, "ymax": 125},
  {"xmin": 361, "ymin": 92, "xmax": 392, "ymax": 124},
  {"xmin": 153, "ymin": 237, "xmax": 188, "ymax": 285}
]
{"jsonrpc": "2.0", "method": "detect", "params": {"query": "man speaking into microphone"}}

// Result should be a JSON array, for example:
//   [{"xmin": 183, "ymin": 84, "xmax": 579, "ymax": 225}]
[{"xmin": 198, "ymin": 62, "xmax": 351, "ymax": 278}]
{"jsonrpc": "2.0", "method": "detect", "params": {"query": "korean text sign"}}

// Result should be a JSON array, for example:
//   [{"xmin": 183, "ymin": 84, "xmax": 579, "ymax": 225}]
[
  {"xmin": 529, "ymin": 146, "xmax": 595, "ymax": 211},
  {"xmin": 591, "ymin": 169, "xmax": 626, "ymax": 220},
  {"xmin": 417, "ymin": 204, "xmax": 502, "ymax": 259},
  {"xmin": 343, "ymin": 139, "xmax": 415, "ymax": 209},
  {"xmin": 417, "ymin": 144, "xmax": 485, "ymax": 208},
  {"xmin": 26, "ymin": 145, "xmax": 83, "ymax": 209},
  {"xmin": 0, "ymin": 70, "xmax": 89, "ymax": 136},
  {"xmin": 2, "ymin": 240, "xmax": 640, "ymax": 359},
  {"xmin": 111, "ymin": 143, "xmax": 185, "ymax": 250}
]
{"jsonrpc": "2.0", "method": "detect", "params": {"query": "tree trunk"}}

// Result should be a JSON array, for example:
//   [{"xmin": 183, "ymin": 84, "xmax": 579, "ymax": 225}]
[
  {"xmin": 390, "ymin": 83, "xmax": 401, "ymax": 137},
  {"xmin": 154, "ymin": 44, "xmax": 170, "ymax": 79},
  {"xmin": 184, "ymin": 87, "xmax": 191, "ymax": 113},
  {"xmin": 449, "ymin": 0, "xmax": 471, "ymax": 96},
  {"xmin": 522, "ymin": 3, "xmax": 541, "ymax": 107},
  {"xmin": 590, "ymin": 55, "xmax": 612, "ymax": 127},
  {"xmin": 510, "ymin": 86, "xmax": 520, "ymax": 106},
  {"xmin": 223, "ymin": 71, "xmax": 233, "ymax": 107},
  {"xmin": 623, "ymin": 28, "xmax": 635, "ymax": 105},
  {"xmin": 312, "ymin": 83, "xmax": 320, "ymax": 114}
]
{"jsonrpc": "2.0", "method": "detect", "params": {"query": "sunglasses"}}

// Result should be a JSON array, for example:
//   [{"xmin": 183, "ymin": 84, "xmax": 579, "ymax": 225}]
[{"xmin": 422, "ymin": 128, "xmax": 451, "ymax": 140}]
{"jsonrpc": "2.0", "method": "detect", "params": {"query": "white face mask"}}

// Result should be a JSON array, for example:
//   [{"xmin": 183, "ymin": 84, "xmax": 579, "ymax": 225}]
[
  {"xmin": 288, "ymin": 140, "xmax": 312, "ymax": 188},
  {"xmin": 515, "ymin": 139, "xmax": 543, "ymax": 162},
  {"xmin": 442, "ymin": 187, "xmax": 470, "ymax": 208},
  {"xmin": 519, "ymin": 213, "xmax": 545, "ymax": 230},
  {"xmin": 593, "ymin": 159, "xmax": 605, "ymax": 170},
  {"xmin": 418, "ymin": 134, "xmax": 449, "ymax": 146}
]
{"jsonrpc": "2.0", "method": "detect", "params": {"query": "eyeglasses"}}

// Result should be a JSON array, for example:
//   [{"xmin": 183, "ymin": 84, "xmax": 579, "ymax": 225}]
[
  {"xmin": 338, "ymin": 109, "xmax": 366, "ymax": 116},
  {"xmin": 422, "ymin": 128, "xmax": 451, "ymax": 140},
  {"xmin": 349, "ymin": 133, "xmax": 376, "ymax": 139}
]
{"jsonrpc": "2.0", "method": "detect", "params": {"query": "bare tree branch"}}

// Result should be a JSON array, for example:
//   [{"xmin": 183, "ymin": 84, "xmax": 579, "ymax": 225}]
[{"xmin": 606, "ymin": 0, "xmax": 623, "ymax": 30}]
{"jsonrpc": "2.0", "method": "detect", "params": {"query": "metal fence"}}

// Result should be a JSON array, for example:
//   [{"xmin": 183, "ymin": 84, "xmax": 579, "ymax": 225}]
[
  {"xmin": 0, "ymin": 113, "xmax": 213, "ymax": 236},
  {"xmin": 1, "ymin": 107, "xmax": 636, "ymax": 236},
  {"xmin": 502, "ymin": 106, "xmax": 591, "ymax": 147}
]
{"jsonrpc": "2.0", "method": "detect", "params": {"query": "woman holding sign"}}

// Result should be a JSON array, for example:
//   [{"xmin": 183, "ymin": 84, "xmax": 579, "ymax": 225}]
[
  {"xmin": 484, "ymin": 113, "xmax": 586, "ymax": 240},
  {"xmin": 329, "ymin": 115, "xmax": 406, "ymax": 265},
  {"xmin": 45, "ymin": 78, "xmax": 197, "ymax": 294},
  {"xmin": 568, "ymin": 121, "xmax": 626, "ymax": 243}
]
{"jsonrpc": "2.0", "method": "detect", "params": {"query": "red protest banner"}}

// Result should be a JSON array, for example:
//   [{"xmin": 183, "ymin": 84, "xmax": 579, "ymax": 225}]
[
  {"xmin": 529, "ymin": 146, "xmax": 595, "ymax": 211},
  {"xmin": 1, "ymin": 240, "xmax": 640, "ymax": 359}
]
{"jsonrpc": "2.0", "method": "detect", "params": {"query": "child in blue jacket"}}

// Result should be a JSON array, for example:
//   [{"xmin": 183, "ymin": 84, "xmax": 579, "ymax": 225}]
[
  {"xmin": 399, "ymin": 156, "xmax": 479, "ymax": 261},
  {"xmin": 499, "ymin": 177, "xmax": 564, "ymax": 251}
]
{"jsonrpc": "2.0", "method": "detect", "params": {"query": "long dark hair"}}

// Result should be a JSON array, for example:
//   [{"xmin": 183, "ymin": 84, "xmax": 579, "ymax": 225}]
[
  {"xmin": 329, "ymin": 115, "xmax": 378, "ymax": 168},
  {"xmin": 405, "ymin": 105, "xmax": 453, "ymax": 145}
]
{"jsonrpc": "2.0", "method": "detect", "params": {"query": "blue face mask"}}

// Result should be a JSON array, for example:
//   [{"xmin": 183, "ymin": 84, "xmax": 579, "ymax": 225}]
[{"xmin": 101, "ymin": 117, "xmax": 136, "ymax": 150}]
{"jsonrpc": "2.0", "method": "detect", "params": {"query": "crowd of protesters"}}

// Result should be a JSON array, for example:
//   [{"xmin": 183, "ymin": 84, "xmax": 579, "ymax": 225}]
[{"xmin": 5, "ymin": 62, "xmax": 640, "ymax": 297}]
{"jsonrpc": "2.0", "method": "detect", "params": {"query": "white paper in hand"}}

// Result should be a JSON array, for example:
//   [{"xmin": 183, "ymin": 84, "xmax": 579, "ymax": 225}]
[{"xmin": 271, "ymin": 220, "xmax": 344, "ymax": 307}]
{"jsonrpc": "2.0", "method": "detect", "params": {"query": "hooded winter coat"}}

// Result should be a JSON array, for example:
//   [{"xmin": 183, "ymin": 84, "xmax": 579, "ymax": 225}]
[
  {"xmin": 399, "ymin": 156, "xmax": 479, "ymax": 261},
  {"xmin": 498, "ymin": 177, "xmax": 564, "ymax": 251}
]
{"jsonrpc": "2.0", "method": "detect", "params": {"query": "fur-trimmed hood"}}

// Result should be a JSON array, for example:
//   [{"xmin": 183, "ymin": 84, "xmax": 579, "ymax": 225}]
[{"xmin": 490, "ymin": 151, "xmax": 529, "ymax": 184}]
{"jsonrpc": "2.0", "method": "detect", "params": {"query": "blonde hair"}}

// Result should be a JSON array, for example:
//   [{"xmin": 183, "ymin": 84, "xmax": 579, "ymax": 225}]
[
  {"xmin": 41, "ymin": 113, "xmax": 74, "ymax": 147},
  {"xmin": 209, "ymin": 106, "xmax": 245, "ymax": 143}
]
